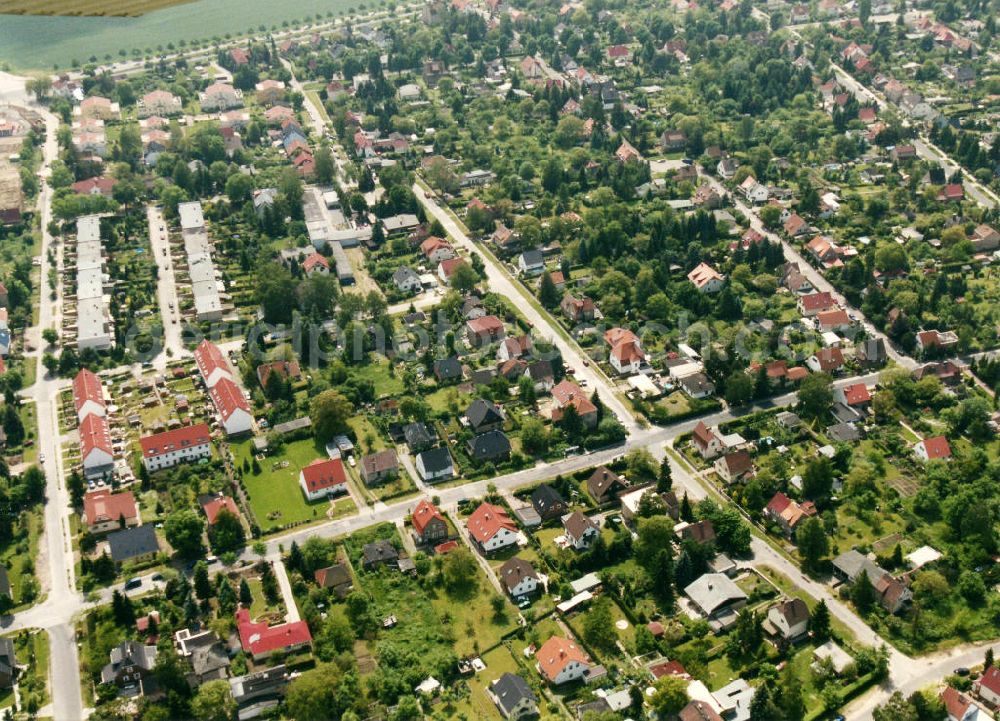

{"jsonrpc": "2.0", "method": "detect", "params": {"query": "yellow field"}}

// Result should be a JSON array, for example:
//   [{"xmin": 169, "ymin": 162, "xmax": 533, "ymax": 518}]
[{"xmin": 0, "ymin": 0, "xmax": 192, "ymax": 17}]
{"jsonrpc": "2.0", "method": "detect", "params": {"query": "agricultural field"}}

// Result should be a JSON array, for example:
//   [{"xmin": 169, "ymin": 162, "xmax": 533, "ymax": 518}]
[
  {"xmin": 0, "ymin": 0, "xmax": 191, "ymax": 17},
  {"xmin": 0, "ymin": 0, "xmax": 374, "ymax": 69}
]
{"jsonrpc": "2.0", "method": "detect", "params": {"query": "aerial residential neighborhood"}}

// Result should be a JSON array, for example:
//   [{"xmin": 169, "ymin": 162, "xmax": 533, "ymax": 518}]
[{"xmin": 0, "ymin": 0, "xmax": 998, "ymax": 718}]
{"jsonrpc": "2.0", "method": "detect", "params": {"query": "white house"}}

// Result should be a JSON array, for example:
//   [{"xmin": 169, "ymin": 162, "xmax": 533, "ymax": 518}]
[
  {"xmin": 298, "ymin": 458, "xmax": 348, "ymax": 502},
  {"xmin": 414, "ymin": 447, "xmax": 455, "ymax": 483},
  {"xmin": 536, "ymin": 637, "xmax": 592, "ymax": 685},
  {"xmin": 517, "ymin": 249, "xmax": 545, "ymax": 276},
  {"xmin": 140, "ymin": 423, "xmax": 212, "ymax": 472},
  {"xmin": 80, "ymin": 413, "xmax": 115, "ymax": 479},
  {"xmin": 467, "ymin": 502, "xmax": 519, "ymax": 553},
  {"xmin": 73, "ymin": 368, "xmax": 106, "ymax": 423},
  {"xmin": 499, "ymin": 557, "xmax": 539, "ymax": 598},
  {"xmin": 562, "ymin": 511, "xmax": 600, "ymax": 550},
  {"xmin": 208, "ymin": 378, "xmax": 254, "ymax": 435},
  {"xmin": 766, "ymin": 598, "xmax": 810, "ymax": 641}
]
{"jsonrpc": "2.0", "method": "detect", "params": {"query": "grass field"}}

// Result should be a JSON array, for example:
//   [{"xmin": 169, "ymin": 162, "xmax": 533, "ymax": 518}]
[
  {"xmin": 0, "ymin": 0, "xmax": 191, "ymax": 17},
  {"xmin": 235, "ymin": 437, "xmax": 356, "ymax": 534},
  {"xmin": 0, "ymin": 0, "xmax": 376, "ymax": 69}
]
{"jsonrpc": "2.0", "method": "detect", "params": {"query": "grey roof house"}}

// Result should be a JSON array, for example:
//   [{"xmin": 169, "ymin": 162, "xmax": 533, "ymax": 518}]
[{"xmin": 107, "ymin": 525, "xmax": 160, "ymax": 565}]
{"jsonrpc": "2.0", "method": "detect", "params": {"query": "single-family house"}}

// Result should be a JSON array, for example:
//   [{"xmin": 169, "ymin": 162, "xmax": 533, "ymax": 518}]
[
  {"xmin": 411, "ymin": 499, "xmax": 449, "ymax": 545},
  {"xmin": 298, "ymin": 458, "xmax": 348, "ymax": 502},
  {"xmin": 535, "ymin": 636, "xmax": 592, "ymax": 685},
  {"xmin": 562, "ymin": 511, "xmax": 600, "ymax": 550},
  {"xmin": 914, "ymin": 435, "xmax": 951, "ymax": 462},
  {"xmin": 467, "ymin": 502, "xmax": 519, "ymax": 553},
  {"xmin": 766, "ymin": 598, "xmax": 810, "ymax": 641},
  {"xmin": 587, "ymin": 466, "xmax": 627, "ymax": 505},
  {"xmin": 499, "ymin": 557, "xmax": 540, "ymax": 598},
  {"xmin": 415, "ymin": 447, "xmax": 455, "ymax": 483}
]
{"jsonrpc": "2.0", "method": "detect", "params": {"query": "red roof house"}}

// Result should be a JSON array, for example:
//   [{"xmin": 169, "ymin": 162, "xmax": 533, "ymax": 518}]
[
  {"xmin": 194, "ymin": 340, "xmax": 233, "ymax": 389},
  {"xmin": 83, "ymin": 490, "xmax": 138, "ymax": 533},
  {"xmin": 73, "ymin": 368, "xmax": 106, "ymax": 422},
  {"xmin": 299, "ymin": 458, "xmax": 348, "ymax": 501},
  {"xmin": 235, "ymin": 607, "xmax": 312, "ymax": 660},
  {"xmin": 467, "ymin": 502, "xmax": 518, "ymax": 552},
  {"xmin": 202, "ymin": 495, "xmax": 241, "ymax": 525},
  {"xmin": 915, "ymin": 435, "xmax": 951, "ymax": 462}
]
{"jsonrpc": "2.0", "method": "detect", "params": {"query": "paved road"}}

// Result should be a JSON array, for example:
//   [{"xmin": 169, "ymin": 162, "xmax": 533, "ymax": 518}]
[
  {"xmin": 412, "ymin": 182, "xmax": 639, "ymax": 435},
  {"xmin": 146, "ymin": 205, "xmax": 186, "ymax": 367},
  {"xmin": 29, "ymin": 107, "xmax": 86, "ymax": 721}
]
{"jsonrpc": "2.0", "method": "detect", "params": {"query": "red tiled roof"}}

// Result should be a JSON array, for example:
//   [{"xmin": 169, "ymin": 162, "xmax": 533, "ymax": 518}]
[
  {"xmin": 978, "ymin": 666, "xmax": 1000, "ymax": 696},
  {"xmin": 438, "ymin": 257, "xmax": 467, "ymax": 278},
  {"xmin": 71, "ymin": 176, "xmax": 116, "ymax": 195},
  {"xmin": 202, "ymin": 495, "xmax": 240, "ymax": 524},
  {"xmin": 420, "ymin": 236, "xmax": 452, "ymax": 256},
  {"xmin": 84, "ymin": 490, "xmax": 137, "ymax": 526},
  {"xmin": 551, "ymin": 380, "xmax": 598, "ymax": 419},
  {"xmin": 800, "ymin": 292, "xmax": 836, "ymax": 312},
  {"xmin": 73, "ymin": 368, "xmax": 105, "ymax": 416},
  {"xmin": 256, "ymin": 360, "xmax": 301, "ymax": 388},
  {"xmin": 139, "ymin": 423, "xmax": 212, "ymax": 459},
  {"xmin": 818, "ymin": 309, "xmax": 850, "ymax": 328},
  {"xmin": 80, "ymin": 413, "xmax": 112, "ymax": 458},
  {"xmin": 649, "ymin": 659, "xmax": 691, "ymax": 680},
  {"xmin": 412, "ymin": 499, "xmax": 446, "ymax": 536},
  {"xmin": 236, "ymin": 607, "xmax": 312, "ymax": 656},
  {"xmin": 766, "ymin": 491, "xmax": 793, "ymax": 515},
  {"xmin": 300, "ymin": 458, "xmax": 347, "ymax": 493},
  {"xmin": 692, "ymin": 421, "xmax": 716, "ymax": 448},
  {"xmin": 919, "ymin": 435, "xmax": 951, "ymax": 460},
  {"xmin": 208, "ymin": 377, "xmax": 251, "ymax": 421},
  {"xmin": 842, "ymin": 383, "xmax": 871, "ymax": 406},
  {"xmin": 467, "ymin": 502, "xmax": 516, "ymax": 544},
  {"xmin": 194, "ymin": 340, "xmax": 231, "ymax": 383},
  {"xmin": 467, "ymin": 315, "xmax": 504, "ymax": 334},
  {"xmin": 302, "ymin": 252, "xmax": 329, "ymax": 272}
]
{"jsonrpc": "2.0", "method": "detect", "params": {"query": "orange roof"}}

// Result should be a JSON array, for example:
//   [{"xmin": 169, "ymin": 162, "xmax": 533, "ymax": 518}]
[
  {"xmin": 466, "ymin": 502, "xmax": 516, "ymax": 544},
  {"xmin": 300, "ymin": 458, "xmax": 347, "ymax": 493},
  {"xmin": 817, "ymin": 309, "xmax": 850, "ymax": 327},
  {"xmin": 551, "ymin": 380, "xmax": 597, "ymax": 418},
  {"xmin": 302, "ymin": 252, "xmax": 330, "ymax": 272},
  {"xmin": 420, "ymin": 236, "xmax": 452, "ymax": 256},
  {"xmin": 535, "ymin": 636, "xmax": 590, "ymax": 681}
]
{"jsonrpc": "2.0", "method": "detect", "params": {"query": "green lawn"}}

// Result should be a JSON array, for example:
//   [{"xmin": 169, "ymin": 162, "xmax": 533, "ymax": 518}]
[
  {"xmin": 348, "ymin": 359, "xmax": 405, "ymax": 398},
  {"xmin": 235, "ymin": 437, "xmax": 353, "ymax": 534}
]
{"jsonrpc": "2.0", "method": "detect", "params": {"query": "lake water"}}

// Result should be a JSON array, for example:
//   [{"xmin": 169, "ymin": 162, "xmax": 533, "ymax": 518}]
[{"xmin": 0, "ymin": 0, "xmax": 372, "ymax": 70}]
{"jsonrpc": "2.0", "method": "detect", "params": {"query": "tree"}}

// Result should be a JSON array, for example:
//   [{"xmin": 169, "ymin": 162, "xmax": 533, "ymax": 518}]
[
  {"xmin": 759, "ymin": 204, "xmax": 782, "ymax": 229},
  {"xmin": 111, "ymin": 590, "xmax": 135, "ymax": 626},
  {"xmin": 987, "ymin": 647, "xmax": 995, "ymax": 670},
  {"xmin": 812, "ymin": 599, "xmax": 831, "ymax": 640},
  {"xmin": 449, "ymin": 262, "xmax": 479, "ymax": 293},
  {"xmin": 798, "ymin": 372, "xmax": 833, "ymax": 418},
  {"xmin": 225, "ymin": 173, "xmax": 253, "ymax": 205},
  {"xmin": 315, "ymin": 146, "xmax": 335, "ymax": 184},
  {"xmin": 634, "ymin": 516, "xmax": 675, "ymax": 573},
  {"xmin": 912, "ymin": 570, "xmax": 949, "ymax": 607},
  {"xmin": 582, "ymin": 597, "xmax": 617, "ymax": 652},
  {"xmin": 239, "ymin": 579, "xmax": 252, "ymax": 606},
  {"xmin": 851, "ymin": 574, "xmax": 877, "ymax": 614},
  {"xmin": 42, "ymin": 328, "xmax": 58, "ymax": 346},
  {"xmin": 209, "ymin": 509, "xmax": 245, "ymax": 554},
  {"xmin": 520, "ymin": 418, "xmax": 549, "ymax": 456},
  {"xmin": 649, "ymin": 675, "xmax": 688, "ymax": 717},
  {"xmin": 872, "ymin": 692, "xmax": 919, "ymax": 721},
  {"xmin": 801, "ymin": 456, "xmax": 833, "ymax": 501},
  {"xmin": 724, "ymin": 371, "xmax": 754, "ymax": 407},
  {"xmin": 657, "ymin": 458, "xmax": 673, "ymax": 493},
  {"xmin": 538, "ymin": 271, "xmax": 560, "ymax": 308},
  {"xmin": 796, "ymin": 517, "xmax": 828, "ymax": 570},
  {"xmin": 164, "ymin": 509, "xmax": 204, "ymax": 559},
  {"xmin": 190, "ymin": 680, "xmax": 237, "ymax": 721},
  {"xmin": 285, "ymin": 665, "xmax": 358, "ymax": 721},
  {"xmin": 193, "ymin": 561, "xmax": 212, "ymax": 599},
  {"xmin": 442, "ymin": 547, "xmax": 478, "ymax": 593},
  {"xmin": 255, "ymin": 264, "xmax": 298, "ymax": 324},
  {"xmin": 310, "ymin": 390, "xmax": 354, "ymax": 442},
  {"xmin": 779, "ymin": 667, "xmax": 806, "ymax": 720},
  {"xmin": 859, "ymin": 0, "xmax": 872, "ymax": 24}
]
